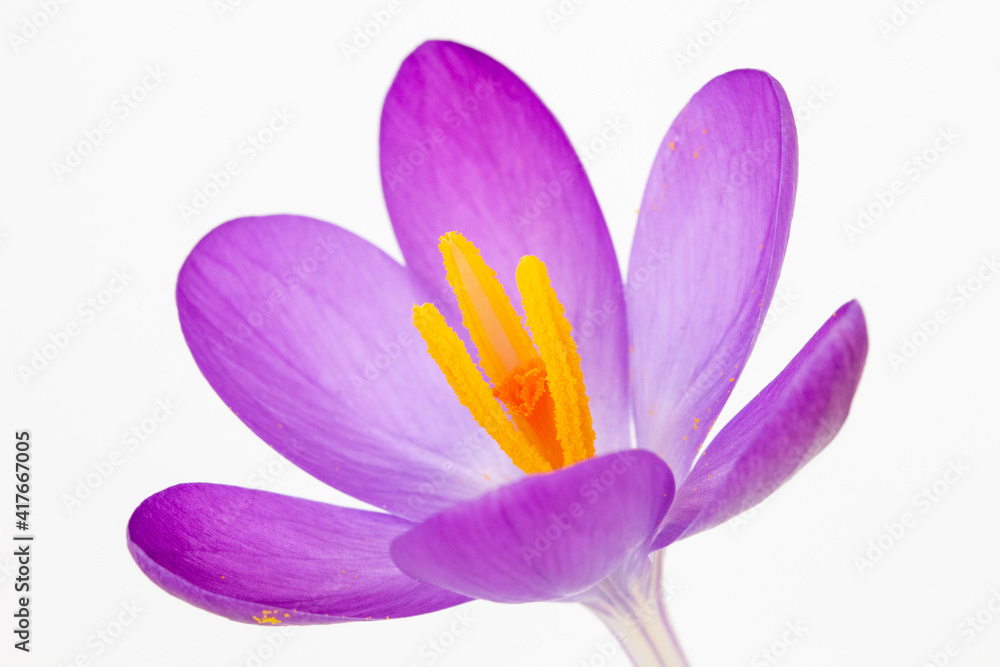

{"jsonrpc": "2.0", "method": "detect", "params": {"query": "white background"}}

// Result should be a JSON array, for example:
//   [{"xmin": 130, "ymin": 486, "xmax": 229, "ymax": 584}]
[{"xmin": 3, "ymin": 0, "xmax": 999, "ymax": 665}]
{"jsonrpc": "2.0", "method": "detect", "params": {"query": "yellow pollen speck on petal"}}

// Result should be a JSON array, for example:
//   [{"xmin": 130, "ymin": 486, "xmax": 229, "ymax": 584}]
[
  {"xmin": 729, "ymin": 378, "xmax": 736, "ymax": 382},
  {"xmin": 703, "ymin": 128, "xmax": 709, "ymax": 134},
  {"xmin": 284, "ymin": 613, "xmax": 290, "ymax": 618},
  {"xmin": 253, "ymin": 611, "xmax": 281, "ymax": 625},
  {"xmin": 669, "ymin": 141, "xmax": 675, "ymax": 150},
  {"xmin": 692, "ymin": 151, "xmax": 699, "ymax": 158}
]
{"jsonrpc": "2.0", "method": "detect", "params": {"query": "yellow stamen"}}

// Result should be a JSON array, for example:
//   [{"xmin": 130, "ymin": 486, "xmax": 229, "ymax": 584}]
[
  {"xmin": 439, "ymin": 232, "xmax": 537, "ymax": 379},
  {"xmin": 516, "ymin": 256, "xmax": 595, "ymax": 465},
  {"xmin": 491, "ymin": 358, "xmax": 547, "ymax": 418},
  {"xmin": 413, "ymin": 232, "xmax": 595, "ymax": 474},
  {"xmin": 412, "ymin": 303, "xmax": 552, "ymax": 473}
]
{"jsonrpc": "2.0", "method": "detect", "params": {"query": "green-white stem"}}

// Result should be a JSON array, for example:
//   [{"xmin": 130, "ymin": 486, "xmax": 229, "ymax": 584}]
[{"xmin": 579, "ymin": 552, "xmax": 688, "ymax": 667}]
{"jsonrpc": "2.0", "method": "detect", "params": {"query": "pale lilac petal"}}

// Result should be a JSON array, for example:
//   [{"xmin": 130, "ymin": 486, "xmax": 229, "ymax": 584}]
[
  {"xmin": 127, "ymin": 484, "xmax": 470, "ymax": 624},
  {"xmin": 178, "ymin": 215, "xmax": 521, "ymax": 521},
  {"xmin": 652, "ymin": 301, "xmax": 868, "ymax": 549},
  {"xmin": 629, "ymin": 69, "xmax": 798, "ymax": 478},
  {"xmin": 380, "ymin": 40, "xmax": 628, "ymax": 455},
  {"xmin": 390, "ymin": 450, "xmax": 674, "ymax": 603}
]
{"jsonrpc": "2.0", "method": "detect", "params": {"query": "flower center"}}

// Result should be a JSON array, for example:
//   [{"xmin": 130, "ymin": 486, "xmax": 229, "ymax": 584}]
[{"xmin": 412, "ymin": 232, "xmax": 595, "ymax": 474}]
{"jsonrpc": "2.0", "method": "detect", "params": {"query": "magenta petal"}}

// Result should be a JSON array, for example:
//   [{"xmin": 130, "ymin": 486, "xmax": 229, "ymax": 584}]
[
  {"xmin": 178, "ymin": 215, "xmax": 521, "ymax": 521},
  {"xmin": 629, "ymin": 69, "xmax": 798, "ymax": 478},
  {"xmin": 652, "ymin": 301, "xmax": 868, "ymax": 549},
  {"xmin": 127, "ymin": 484, "xmax": 470, "ymax": 624},
  {"xmin": 390, "ymin": 450, "xmax": 674, "ymax": 603},
  {"xmin": 380, "ymin": 40, "xmax": 628, "ymax": 454}
]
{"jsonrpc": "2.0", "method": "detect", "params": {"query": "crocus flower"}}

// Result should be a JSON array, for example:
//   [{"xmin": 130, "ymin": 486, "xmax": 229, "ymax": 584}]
[{"xmin": 127, "ymin": 40, "xmax": 868, "ymax": 666}]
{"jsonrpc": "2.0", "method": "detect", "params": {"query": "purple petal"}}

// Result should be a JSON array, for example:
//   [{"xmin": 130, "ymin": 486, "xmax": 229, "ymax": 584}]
[
  {"xmin": 390, "ymin": 450, "xmax": 674, "ymax": 603},
  {"xmin": 380, "ymin": 40, "xmax": 628, "ymax": 455},
  {"xmin": 652, "ymin": 301, "xmax": 868, "ymax": 549},
  {"xmin": 178, "ymin": 215, "xmax": 521, "ymax": 521},
  {"xmin": 628, "ymin": 69, "xmax": 798, "ymax": 478},
  {"xmin": 127, "ymin": 484, "xmax": 470, "ymax": 624}
]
